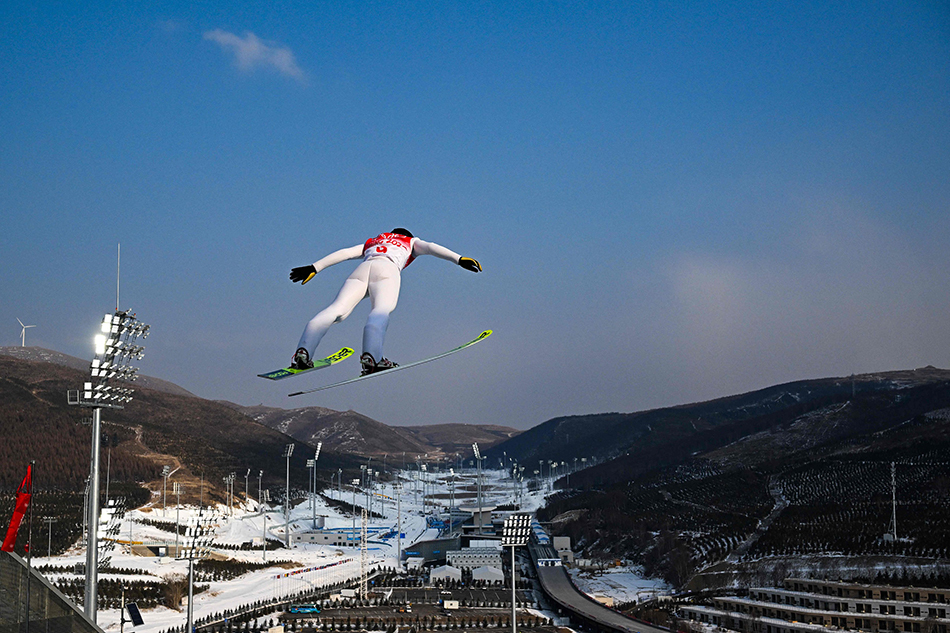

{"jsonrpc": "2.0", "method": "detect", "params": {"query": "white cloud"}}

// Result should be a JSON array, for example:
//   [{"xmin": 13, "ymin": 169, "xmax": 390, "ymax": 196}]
[{"xmin": 204, "ymin": 29, "xmax": 306, "ymax": 83}]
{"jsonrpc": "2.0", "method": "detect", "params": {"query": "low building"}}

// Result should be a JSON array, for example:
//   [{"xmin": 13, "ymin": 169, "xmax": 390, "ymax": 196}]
[
  {"xmin": 552, "ymin": 536, "xmax": 574, "ymax": 565},
  {"xmin": 293, "ymin": 530, "xmax": 357, "ymax": 547},
  {"xmin": 431, "ymin": 565, "xmax": 463, "ymax": 583},
  {"xmin": 446, "ymin": 547, "xmax": 502, "ymax": 570},
  {"xmin": 472, "ymin": 566, "xmax": 505, "ymax": 583},
  {"xmin": 403, "ymin": 536, "xmax": 461, "ymax": 564},
  {"xmin": 458, "ymin": 505, "xmax": 497, "ymax": 535}
]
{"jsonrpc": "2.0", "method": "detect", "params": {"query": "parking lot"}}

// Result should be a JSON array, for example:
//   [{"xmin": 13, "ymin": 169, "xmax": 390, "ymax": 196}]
[{"xmin": 280, "ymin": 586, "xmax": 535, "ymax": 625}]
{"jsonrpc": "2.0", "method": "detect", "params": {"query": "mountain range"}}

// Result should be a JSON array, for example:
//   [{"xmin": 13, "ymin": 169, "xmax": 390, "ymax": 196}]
[
  {"xmin": 0, "ymin": 346, "xmax": 517, "ymax": 495},
  {"xmin": 491, "ymin": 367, "xmax": 950, "ymax": 588},
  {"xmin": 3, "ymin": 345, "xmax": 949, "ymax": 588}
]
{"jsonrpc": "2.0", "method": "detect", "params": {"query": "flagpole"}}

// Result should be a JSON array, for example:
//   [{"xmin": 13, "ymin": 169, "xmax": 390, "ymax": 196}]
[{"xmin": 26, "ymin": 461, "xmax": 35, "ymax": 633}]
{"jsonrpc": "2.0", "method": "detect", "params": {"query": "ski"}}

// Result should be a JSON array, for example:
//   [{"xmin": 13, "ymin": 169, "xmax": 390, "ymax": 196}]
[
  {"xmin": 288, "ymin": 330, "xmax": 492, "ymax": 396},
  {"xmin": 258, "ymin": 347, "xmax": 355, "ymax": 380}
]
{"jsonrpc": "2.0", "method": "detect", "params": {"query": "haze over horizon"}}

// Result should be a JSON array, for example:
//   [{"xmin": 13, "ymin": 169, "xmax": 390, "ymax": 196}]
[{"xmin": 2, "ymin": 2, "xmax": 948, "ymax": 429}]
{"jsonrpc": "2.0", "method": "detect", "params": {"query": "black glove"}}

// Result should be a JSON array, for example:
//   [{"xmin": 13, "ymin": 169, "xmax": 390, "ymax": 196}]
[
  {"xmin": 290, "ymin": 265, "xmax": 317, "ymax": 284},
  {"xmin": 458, "ymin": 257, "xmax": 482, "ymax": 273}
]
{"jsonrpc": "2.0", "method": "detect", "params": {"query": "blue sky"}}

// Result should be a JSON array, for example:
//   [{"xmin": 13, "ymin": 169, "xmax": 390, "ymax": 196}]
[{"xmin": 2, "ymin": 2, "xmax": 949, "ymax": 429}]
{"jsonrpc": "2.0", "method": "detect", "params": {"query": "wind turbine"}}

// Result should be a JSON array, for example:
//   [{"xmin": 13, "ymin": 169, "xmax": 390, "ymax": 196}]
[{"xmin": 17, "ymin": 318, "xmax": 36, "ymax": 347}]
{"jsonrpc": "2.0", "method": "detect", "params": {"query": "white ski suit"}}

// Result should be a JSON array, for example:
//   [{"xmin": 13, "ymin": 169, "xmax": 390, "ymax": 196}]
[{"xmin": 296, "ymin": 232, "xmax": 462, "ymax": 362}]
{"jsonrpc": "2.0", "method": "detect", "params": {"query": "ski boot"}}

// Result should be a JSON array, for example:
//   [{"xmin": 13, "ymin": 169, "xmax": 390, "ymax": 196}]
[
  {"xmin": 291, "ymin": 347, "xmax": 314, "ymax": 370},
  {"xmin": 360, "ymin": 352, "xmax": 399, "ymax": 376}
]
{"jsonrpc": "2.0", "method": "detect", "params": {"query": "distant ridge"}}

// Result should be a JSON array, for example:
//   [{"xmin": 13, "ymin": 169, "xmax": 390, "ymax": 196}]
[
  {"xmin": 222, "ymin": 402, "xmax": 520, "ymax": 459},
  {"xmin": 0, "ymin": 346, "xmax": 197, "ymax": 398},
  {"xmin": 0, "ymin": 352, "xmax": 364, "ymax": 494}
]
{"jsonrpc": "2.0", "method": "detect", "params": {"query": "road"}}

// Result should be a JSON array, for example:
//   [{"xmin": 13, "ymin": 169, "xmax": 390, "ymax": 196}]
[{"xmin": 530, "ymin": 545, "xmax": 667, "ymax": 633}]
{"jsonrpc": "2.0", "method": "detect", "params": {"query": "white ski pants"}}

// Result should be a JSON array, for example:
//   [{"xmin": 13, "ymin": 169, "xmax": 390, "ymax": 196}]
[{"xmin": 296, "ymin": 258, "xmax": 402, "ymax": 362}]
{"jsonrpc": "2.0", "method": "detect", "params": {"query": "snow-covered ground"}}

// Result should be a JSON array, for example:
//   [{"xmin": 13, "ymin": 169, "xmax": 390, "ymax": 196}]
[
  {"xmin": 39, "ymin": 467, "xmax": 663, "ymax": 632},
  {"xmin": 567, "ymin": 565, "xmax": 671, "ymax": 605}
]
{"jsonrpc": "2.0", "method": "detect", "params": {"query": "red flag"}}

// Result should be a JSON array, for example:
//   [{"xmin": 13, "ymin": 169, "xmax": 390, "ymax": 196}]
[{"xmin": 2, "ymin": 464, "xmax": 33, "ymax": 553}]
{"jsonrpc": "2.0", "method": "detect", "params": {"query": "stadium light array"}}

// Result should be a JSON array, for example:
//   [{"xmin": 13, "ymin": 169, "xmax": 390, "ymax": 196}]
[
  {"xmin": 502, "ymin": 514, "xmax": 532, "ymax": 633},
  {"xmin": 67, "ymin": 308, "xmax": 149, "ymax": 623}
]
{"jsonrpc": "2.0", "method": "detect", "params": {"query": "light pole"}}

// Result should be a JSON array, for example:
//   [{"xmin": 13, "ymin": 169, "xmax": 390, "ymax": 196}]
[
  {"xmin": 351, "ymin": 478, "xmax": 360, "ymax": 540},
  {"xmin": 510, "ymin": 460, "xmax": 518, "ymax": 506},
  {"xmin": 473, "ymin": 443, "xmax": 483, "ymax": 533},
  {"xmin": 179, "ymin": 514, "xmax": 214, "ymax": 633},
  {"xmin": 43, "ymin": 517, "xmax": 58, "ymax": 558},
  {"xmin": 312, "ymin": 443, "xmax": 322, "ymax": 528},
  {"xmin": 283, "ymin": 443, "xmax": 294, "ymax": 548},
  {"xmin": 420, "ymin": 464, "xmax": 427, "ymax": 514},
  {"xmin": 306, "ymin": 459, "xmax": 315, "ymax": 515},
  {"xmin": 244, "ymin": 469, "xmax": 250, "ymax": 507},
  {"xmin": 449, "ymin": 468, "xmax": 456, "ymax": 523},
  {"xmin": 161, "ymin": 466, "xmax": 171, "ymax": 517},
  {"xmin": 173, "ymin": 482, "xmax": 182, "ymax": 555},
  {"xmin": 502, "ymin": 514, "xmax": 531, "ymax": 633},
  {"xmin": 257, "ymin": 470, "xmax": 263, "ymax": 509},
  {"xmin": 394, "ymin": 482, "xmax": 403, "ymax": 566},
  {"xmin": 367, "ymin": 468, "xmax": 374, "ymax": 517},
  {"xmin": 261, "ymin": 489, "xmax": 271, "ymax": 560},
  {"xmin": 67, "ymin": 309, "xmax": 149, "ymax": 623},
  {"xmin": 223, "ymin": 474, "xmax": 235, "ymax": 517}
]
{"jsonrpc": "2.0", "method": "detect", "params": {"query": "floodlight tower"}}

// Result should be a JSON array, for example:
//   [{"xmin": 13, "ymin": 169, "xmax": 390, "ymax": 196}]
[
  {"xmin": 502, "ymin": 514, "xmax": 531, "ymax": 633},
  {"xmin": 283, "ymin": 443, "xmax": 294, "ymax": 547},
  {"xmin": 244, "ymin": 468, "xmax": 250, "ymax": 506},
  {"xmin": 67, "ymin": 308, "xmax": 148, "ymax": 622}
]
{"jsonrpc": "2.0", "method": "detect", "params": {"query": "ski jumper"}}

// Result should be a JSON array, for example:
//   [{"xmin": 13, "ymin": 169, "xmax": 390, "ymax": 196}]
[{"xmin": 296, "ymin": 233, "xmax": 462, "ymax": 362}]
